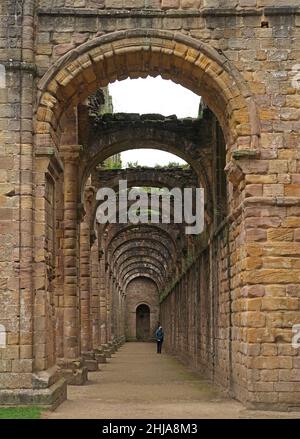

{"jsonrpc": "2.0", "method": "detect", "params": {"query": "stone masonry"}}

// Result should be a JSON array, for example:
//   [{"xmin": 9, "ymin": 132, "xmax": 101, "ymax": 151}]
[{"xmin": 0, "ymin": 0, "xmax": 299, "ymax": 411}]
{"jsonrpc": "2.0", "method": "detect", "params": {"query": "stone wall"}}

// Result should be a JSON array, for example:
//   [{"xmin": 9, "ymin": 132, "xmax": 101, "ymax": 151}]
[
  {"xmin": 160, "ymin": 222, "xmax": 239, "ymax": 398},
  {"xmin": 37, "ymin": 0, "xmax": 300, "ymax": 10},
  {"xmin": 0, "ymin": 0, "xmax": 300, "ymax": 410},
  {"xmin": 125, "ymin": 277, "xmax": 159, "ymax": 340}
]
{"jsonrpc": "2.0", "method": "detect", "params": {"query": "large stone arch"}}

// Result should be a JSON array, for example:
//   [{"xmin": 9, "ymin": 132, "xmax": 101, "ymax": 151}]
[
  {"xmin": 108, "ymin": 236, "xmax": 176, "ymax": 265},
  {"xmin": 106, "ymin": 226, "xmax": 177, "ymax": 271},
  {"xmin": 3, "ymin": 0, "xmax": 300, "ymax": 413},
  {"xmin": 105, "ymin": 224, "xmax": 177, "ymax": 293},
  {"xmin": 90, "ymin": 166, "xmax": 201, "ymax": 215},
  {"xmin": 92, "ymin": 168, "xmax": 198, "ymax": 192},
  {"xmin": 82, "ymin": 117, "xmax": 212, "ymax": 201},
  {"xmin": 122, "ymin": 267, "xmax": 163, "ymax": 289},
  {"xmin": 121, "ymin": 263, "xmax": 164, "ymax": 283},
  {"xmin": 114, "ymin": 251, "xmax": 170, "ymax": 276},
  {"xmin": 114, "ymin": 254, "xmax": 169, "ymax": 282},
  {"xmin": 35, "ymin": 29, "xmax": 260, "ymax": 152},
  {"xmin": 103, "ymin": 221, "xmax": 181, "ymax": 252},
  {"xmin": 98, "ymin": 211, "xmax": 185, "ymax": 245},
  {"xmin": 33, "ymin": 30, "xmax": 258, "ymax": 379},
  {"xmin": 124, "ymin": 273, "xmax": 160, "ymax": 292},
  {"xmin": 106, "ymin": 222, "xmax": 178, "ymax": 249}
]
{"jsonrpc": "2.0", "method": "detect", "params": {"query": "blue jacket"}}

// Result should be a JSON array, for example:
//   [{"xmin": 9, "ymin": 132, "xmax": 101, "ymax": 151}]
[{"xmin": 156, "ymin": 327, "xmax": 164, "ymax": 341}]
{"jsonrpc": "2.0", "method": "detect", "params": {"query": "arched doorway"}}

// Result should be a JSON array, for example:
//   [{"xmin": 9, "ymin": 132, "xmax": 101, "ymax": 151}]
[
  {"xmin": 136, "ymin": 304, "xmax": 150, "ymax": 341},
  {"xmin": 31, "ymin": 28, "xmax": 268, "ymax": 409}
]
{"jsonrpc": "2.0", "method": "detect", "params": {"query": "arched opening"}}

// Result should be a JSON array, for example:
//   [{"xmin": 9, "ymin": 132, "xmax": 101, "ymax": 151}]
[
  {"xmin": 31, "ymin": 28, "xmax": 262, "ymax": 407},
  {"xmin": 2, "ymin": 2, "xmax": 300, "ymax": 415},
  {"xmin": 36, "ymin": 30, "xmax": 260, "ymax": 152},
  {"xmin": 136, "ymin": 304, "xmax": 151, "ymax": 341}
]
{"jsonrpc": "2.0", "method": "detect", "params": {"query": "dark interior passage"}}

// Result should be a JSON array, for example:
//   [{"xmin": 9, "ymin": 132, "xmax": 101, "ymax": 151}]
[{"xmin": 136, "ymin": 304, "xmax": 150, "ymax": 341}]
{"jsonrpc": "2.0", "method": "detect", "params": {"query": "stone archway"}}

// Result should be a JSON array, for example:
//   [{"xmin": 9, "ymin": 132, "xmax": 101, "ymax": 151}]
[
  {"xmin": 1, "ymin": 1, "xmax": 300, "ymax": 414},
  {"xmin": 125, "ymin": 277, "xmax": 159, "ymax": 342},
  {"xmin": 32, "ymin": 28, "xmax": 260, "ymax": 405},
  {"xmin": 36, "ymin": 29, "xmax": 260, "ymax": 152}
]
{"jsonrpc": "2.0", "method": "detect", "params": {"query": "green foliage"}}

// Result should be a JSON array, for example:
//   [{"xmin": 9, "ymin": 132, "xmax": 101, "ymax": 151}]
[
  {"xmin": 0, "ymin": 407, "xmax": 44, "ymax": 419},
  {"xmin": 126, "ymin": 161, "xmax": 141, "ymax": 168},
  {"xmin": 106, "ymin": 161, "xmax": 122, "ymax": 169},
  {"xmin": 138, "ymin": 187, "xmax": 166, "ymax": 194},
  {"xmin": 126, "ymin": 161, "xmax": 190, "ymax": 169},
  {"xmin": 102, "ymin": 156, "xmax": 122, "ymax": 169},
  {"xmin": 154, "ymin": 161, "xmax": 190, "ymax": 169}
]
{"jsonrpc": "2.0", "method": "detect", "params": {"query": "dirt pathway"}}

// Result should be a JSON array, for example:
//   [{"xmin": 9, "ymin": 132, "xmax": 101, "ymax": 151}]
[{"xmin": 44, "ymin": 342, "xmax": 299, "ymax": 419}]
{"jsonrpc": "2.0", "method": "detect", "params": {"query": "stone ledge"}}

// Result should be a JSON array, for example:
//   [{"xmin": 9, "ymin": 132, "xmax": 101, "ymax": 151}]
[
  {"xmin": 93, "ymin": 112, "xmax": 199, "ymax": 123},
  {"xmin": 90, "ymin": 112, "xmax": 211, "ymax": 141},
  {"xmin": 264, "ymin": 7, "xmax": 299, "ymax": 16},
  {"xmin": 94, "ymin": 167, "xmax": 196, "ymax": 187},
  {"xmin": 1, "ymin": 61, "xmax": 37, "ymax": 75},
  {"xmin": 0, "ymin": 378, "xmax": 67, "ymax": 410},
  {"xmin": 244, "ymin": 196, "xmax": 300, "ymax": 207},
  {"xmin": 232, "ymin": 149, "xmax": 260, "ymax": 160},
  {"xmin": 36, "ymin": 7, "xmax": 263, "ymax": 18},
  {"xmin": 35, "ymin": 146, "xmax": 64, "ymax": 173},
  {"xmin": 36, "ymin": 6, "xmax": 300, "ymax": 18}
]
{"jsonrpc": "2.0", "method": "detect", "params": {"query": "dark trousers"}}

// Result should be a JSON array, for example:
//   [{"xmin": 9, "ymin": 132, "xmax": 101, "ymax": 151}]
[{"xmin": 157, "ymin": 340, "xmax": 163, "ymax": 354}]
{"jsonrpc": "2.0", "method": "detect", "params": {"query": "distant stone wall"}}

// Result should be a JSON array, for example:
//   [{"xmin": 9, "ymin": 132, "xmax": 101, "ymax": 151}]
[{"xmin": 125, "ymin": 277, "xmax": 159, "ymax": 340}]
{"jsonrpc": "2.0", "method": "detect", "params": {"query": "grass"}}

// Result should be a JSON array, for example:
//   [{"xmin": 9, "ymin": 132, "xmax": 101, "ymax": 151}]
[{"xmin": 0, "ymin": 406, "xmax": 44, "ymax": 419}]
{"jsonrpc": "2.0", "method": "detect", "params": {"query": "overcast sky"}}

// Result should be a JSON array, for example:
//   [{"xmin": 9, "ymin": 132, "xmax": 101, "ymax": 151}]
[{"xmin": 109, "ymin": 77, "xmax": 200, "ymax": 167}]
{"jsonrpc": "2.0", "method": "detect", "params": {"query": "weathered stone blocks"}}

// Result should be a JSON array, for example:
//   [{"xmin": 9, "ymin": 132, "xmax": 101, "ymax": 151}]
[{"xmin": 0, "ymin": 0, "xmax": 300, "ymax": 413}]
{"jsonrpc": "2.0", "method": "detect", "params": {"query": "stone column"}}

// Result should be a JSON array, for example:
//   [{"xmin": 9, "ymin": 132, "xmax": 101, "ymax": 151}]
[
  {"xmin": 60, "ymin": 145, "xmax": 87, "ymax": 384},
  {"xmin": 33, "ymin": 149, "xmax": 66, "ymax": 379},
  {"xmin": 112, "ymin": 276, "xmax": 118, "ymax": 341},
  {"xmin": 0, "ymin": 0, "xmax": 67, "ymax": 406},
  {"xmin": 80, "ymin": 210, "xmax": 91, "ymax": 354},
  {"xmin": 121, "ymin": 292, "xmax": 126, "ymax": 341},
  {"xmin": 106, "ymin": 271, "xmax": 113, "ymax": 343},
  {"xmin": 99, "ymin": 247, "xmax": 107, "ymax": 345},
  {"xmin": 90, "ymin": 236, "xmax": 100, "ymax": 350},
  {"xmin": 119, "ymin": 289, "xmax": 126, "ymax": 342}
]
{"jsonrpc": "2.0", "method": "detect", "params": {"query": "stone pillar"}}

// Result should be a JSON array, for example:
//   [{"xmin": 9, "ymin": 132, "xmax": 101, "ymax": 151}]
[
  {"xmin": 99, "ymin": 245, "xmax": 107, "ymax": 345},
  {"xmin": 112, "ymin": 277, "xmax": 118, "ymax": 341},
  {"xmin": 90, "ymin": 236, "xmax": 100, "ymax": 350},
  {"xmin": 55, "ymin": 173, "xmax": 65, "ymax": 360},
  {"xmin": 0, "ymin": 1, "xmax": 67, "ymax": 407},
  {"xmin": 80, "ymin": 209, "xmax": 91, "ymax": 354},
  {"xmin": 33, "ymin": 149, "xmax": 67, "ymax": 385},
  {"xmin": 119, "ymin": 290, "xmax": 126, "ymax": 342},
  {"xmin": 60, "ymin": 145, "xmax": 87, "ymax": 384},
  {"xmin": 106, "ymin": 271, "xmax": 113, "ymax": 342},
  {"xmin": 117, "ymin": 287, "xmax": 121, "ymax": 339}
]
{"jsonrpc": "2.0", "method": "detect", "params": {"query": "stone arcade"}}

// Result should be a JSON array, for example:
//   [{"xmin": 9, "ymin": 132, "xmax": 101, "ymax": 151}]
[{"xmin": 0, "ymin": 0, "xmax": 300, "ymax": 411}]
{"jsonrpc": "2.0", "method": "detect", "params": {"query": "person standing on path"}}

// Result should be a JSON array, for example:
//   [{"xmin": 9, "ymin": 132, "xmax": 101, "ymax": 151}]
[{"xmin": 155, "ymin": 325, "xmax": 164, "ymax": 354}]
